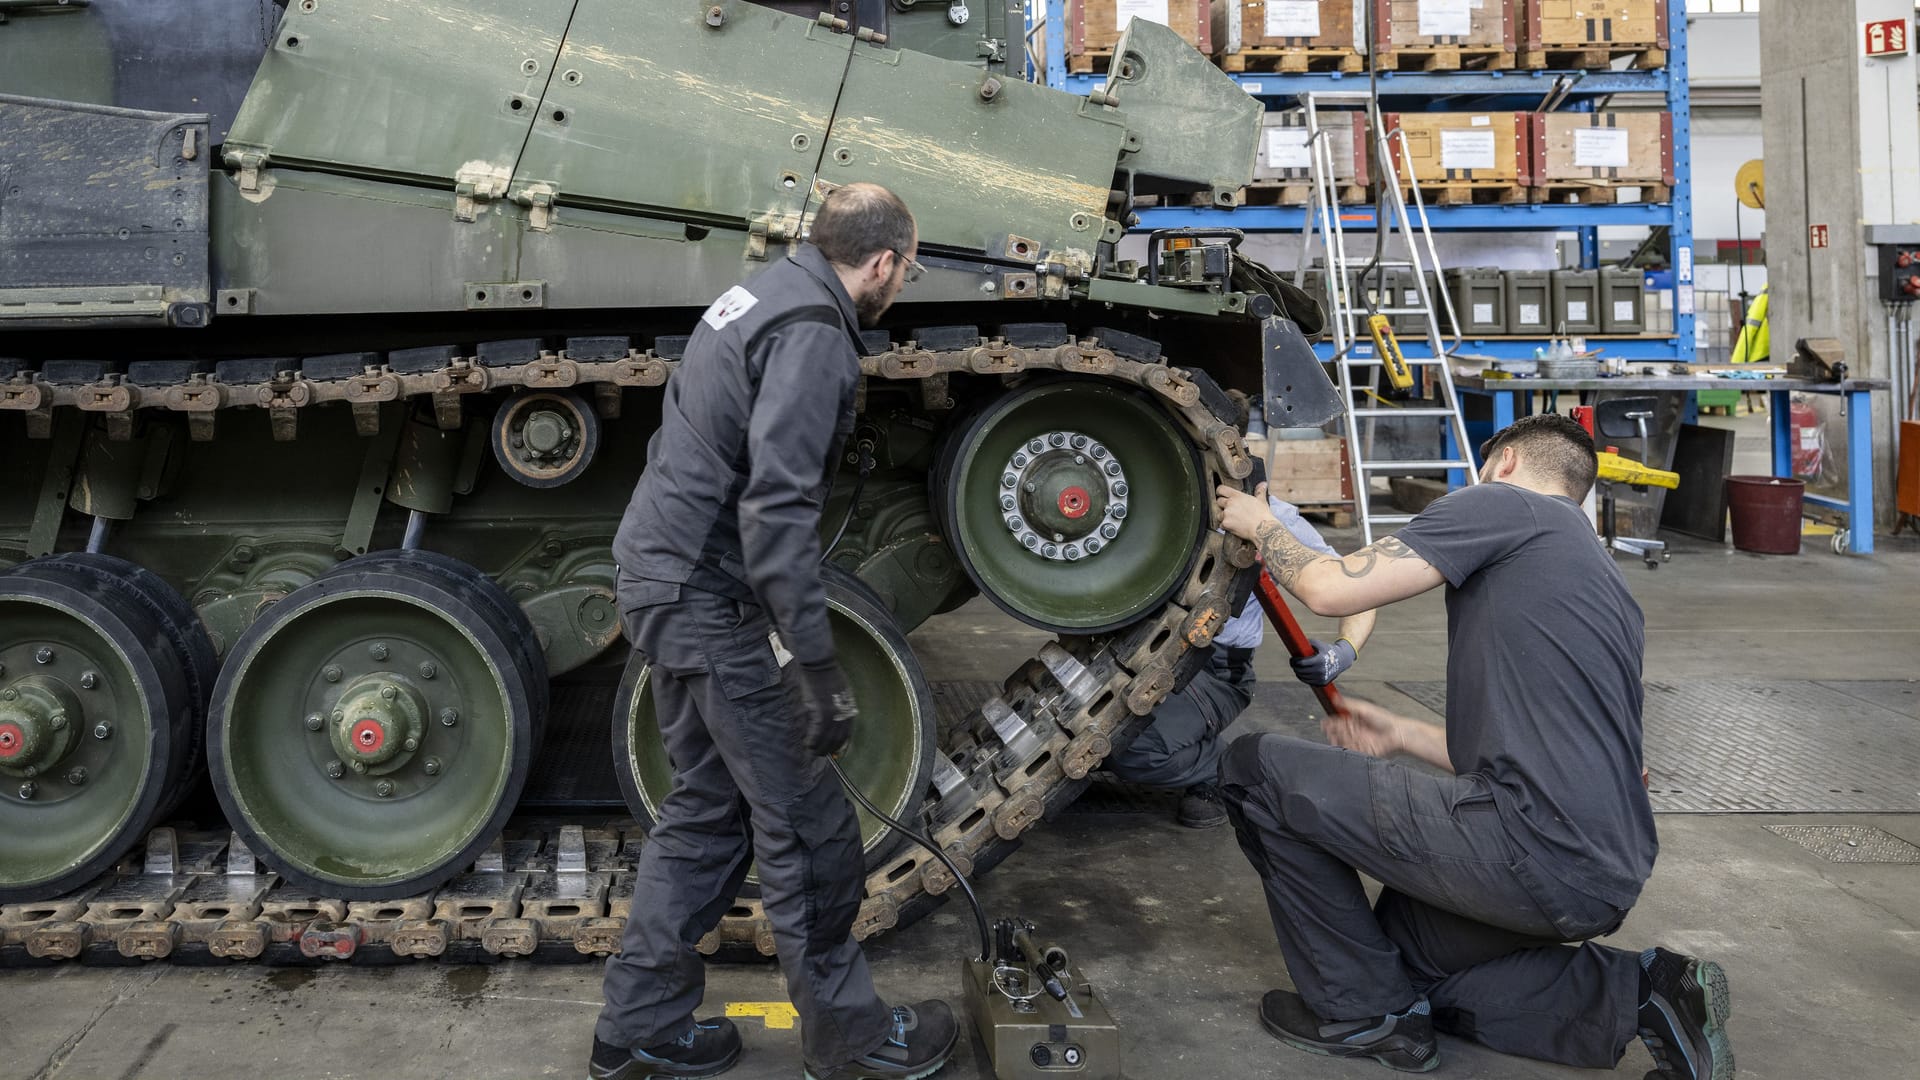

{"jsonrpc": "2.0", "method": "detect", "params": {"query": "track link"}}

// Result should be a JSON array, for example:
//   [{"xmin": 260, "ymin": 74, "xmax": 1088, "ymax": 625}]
[{"xmin": 0, "ymin": 326, "xmax": 1263, "ymax": 963}]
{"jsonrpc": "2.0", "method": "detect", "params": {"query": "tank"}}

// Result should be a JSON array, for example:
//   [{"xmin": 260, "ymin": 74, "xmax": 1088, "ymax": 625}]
[{"xmin": 0, "ymin": 0, "xmax": 1339, "ymax": 960}]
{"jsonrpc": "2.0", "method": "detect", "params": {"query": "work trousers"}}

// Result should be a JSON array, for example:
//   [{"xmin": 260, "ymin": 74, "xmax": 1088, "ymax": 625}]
[
  {"xmin": 1218, "ymin": 733, "xmax": 1644, "ymax": 1069},
  {"xmin": 596, "ymin": 581, "xmax": 892, "ymax": 1067},
  {"xmin": 1106, "ymin": 647, "xmax": 1257, "ymax": 790}
]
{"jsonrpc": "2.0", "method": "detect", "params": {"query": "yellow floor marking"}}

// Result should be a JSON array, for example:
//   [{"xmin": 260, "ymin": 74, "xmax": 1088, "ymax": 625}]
[{"xmin": 725, "ymin": 1001, "xmax": 799, "ymax": 1030}]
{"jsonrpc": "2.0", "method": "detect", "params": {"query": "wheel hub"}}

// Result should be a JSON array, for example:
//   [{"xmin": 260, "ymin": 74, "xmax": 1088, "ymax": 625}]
[
  {"xmin": 519, "ymin": 409, "xmax": 576, "ymax": 461},
  {"xmin": 327, "ymin": 673, "xmax": 426, "ymax": 775},
  {"xmin": 1000, "ymin": 431, "xmax": 1129, "ymax": 561},
  {"xmin": 0, "ymin": 676, "xmax": 83, "ymax": 777}
]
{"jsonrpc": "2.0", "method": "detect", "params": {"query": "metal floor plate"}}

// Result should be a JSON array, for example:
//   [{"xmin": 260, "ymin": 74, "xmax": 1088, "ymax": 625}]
[
  {"xmin": 1763, "ymin": 825, "xmax": 1920, "ymax": 863},
  {"xmin": 1389, "ymin": 679, "xmax": 1920, "ymax": 813}
]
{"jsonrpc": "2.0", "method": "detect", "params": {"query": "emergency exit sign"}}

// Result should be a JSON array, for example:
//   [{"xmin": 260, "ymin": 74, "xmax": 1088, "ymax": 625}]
[{"xmin": 1864, "ymin": 18, "xmax": 1909, "ymax": 57}]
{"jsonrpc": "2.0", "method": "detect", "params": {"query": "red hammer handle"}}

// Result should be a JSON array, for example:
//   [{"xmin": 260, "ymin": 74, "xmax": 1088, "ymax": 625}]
[{"xmin": 1254, "ymin": 568, "xmax": 1347, "ymax": 717}]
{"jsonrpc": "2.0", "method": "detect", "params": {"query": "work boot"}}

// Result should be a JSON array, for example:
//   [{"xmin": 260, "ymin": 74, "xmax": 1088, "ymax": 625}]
[
  {"xmin": 1637, "ymin": 947, "xmax": 1734, "ymax": 1080},
  {"xmin": 1258, "ymin": 989, "xmax": 1439, "ymax": 1073},
  {"xmin": 589, "ymin": 1016, "xmax": 743, "ymax": 1079},
  {"xmin": 803, "ymin": 1000, "xmax": 957, "ymax": 1080},
  {"xmin": 1179, "ymin": 783, "xmax": 1228, "ymax": 829}
]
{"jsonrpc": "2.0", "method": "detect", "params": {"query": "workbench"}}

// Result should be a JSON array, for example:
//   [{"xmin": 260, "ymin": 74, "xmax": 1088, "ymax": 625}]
[{"xmin": 1452, "ymin": 375, "xmax": 1891, "ymax": 554}]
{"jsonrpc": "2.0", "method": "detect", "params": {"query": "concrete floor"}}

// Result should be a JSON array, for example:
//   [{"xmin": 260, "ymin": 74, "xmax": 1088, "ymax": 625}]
[{"xmin": 6, "ymin": 411, "xmax": 1919, "ymax": 1080}]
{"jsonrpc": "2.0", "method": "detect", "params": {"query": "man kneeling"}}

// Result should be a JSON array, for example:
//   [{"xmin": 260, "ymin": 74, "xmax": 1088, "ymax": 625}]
[{"xmin": 1212, "ymin": 415, "xmax": 1732, "ymax": 1079}]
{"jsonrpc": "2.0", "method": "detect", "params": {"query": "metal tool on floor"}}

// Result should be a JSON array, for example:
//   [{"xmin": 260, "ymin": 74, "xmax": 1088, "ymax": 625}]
[
  {"xmin": 1296, "ymin": 88, "xmax": 1478, "ymax": 544},
  {"xmin": 829, "ymin": 758, "xmax": 1120, "ymax": 1080}
]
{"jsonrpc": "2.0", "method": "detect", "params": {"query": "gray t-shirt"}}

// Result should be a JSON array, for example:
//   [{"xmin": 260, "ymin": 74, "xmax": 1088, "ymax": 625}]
[{"xmin": 1395, "ymin": 481, "xmax": 1655, "ymax": 909}]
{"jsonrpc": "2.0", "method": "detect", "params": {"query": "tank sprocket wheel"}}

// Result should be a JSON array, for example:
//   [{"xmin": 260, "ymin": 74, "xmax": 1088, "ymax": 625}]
[
  {"xmin": 0, "ymin": 555, "xmax": 211, "ymax": 902},
  {"xmin": 611, "ymin": 566, "xmax": 937, "ymax": 893},
  {"xmin": 206, "ymin": 552, "xmax": 546, "ymax": 899}
]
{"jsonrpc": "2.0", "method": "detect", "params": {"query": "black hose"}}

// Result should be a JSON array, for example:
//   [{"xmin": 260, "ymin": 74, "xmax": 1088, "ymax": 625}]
[
  {"xmin": 822, "ymin": 444, "xmax": 875, "ymax": 561},
  {"xmin": 829, "ymin": 758, "xmax": 992, "ymax": 964}
]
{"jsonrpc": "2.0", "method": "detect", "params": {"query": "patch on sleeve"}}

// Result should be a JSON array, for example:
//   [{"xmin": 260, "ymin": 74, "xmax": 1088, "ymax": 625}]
[{"xmin": 700, "ymin": 285, "xmax": 759, "ymax": 331}]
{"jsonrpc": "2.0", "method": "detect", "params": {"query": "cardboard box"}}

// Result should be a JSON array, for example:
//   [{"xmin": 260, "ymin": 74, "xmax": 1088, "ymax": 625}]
[
  {"xmin": 1383, "ymin": 111, "xmax": 1530, "ymax": 186},
  {"xmin": 1071, "ymin": 0, "xmax": 1212, "ymax": 64},
  {"xmin": 1531, "ymin": 110, "xmax": 1673, "ymax": 191}
]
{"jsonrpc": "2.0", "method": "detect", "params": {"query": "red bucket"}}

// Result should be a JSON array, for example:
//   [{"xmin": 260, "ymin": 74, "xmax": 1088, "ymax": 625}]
[{"xmin": 1726, "ymin": 475, "xmax": 1805, "ymax": 554}]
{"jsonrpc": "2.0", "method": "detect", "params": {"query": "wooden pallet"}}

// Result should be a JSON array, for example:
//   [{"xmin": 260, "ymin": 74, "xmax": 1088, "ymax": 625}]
[
  {"xmin": 1518, "ymin": 45, "xmax": 1665, "ymax": 70},
  {"xmin": 1398, "ymin": 181, "xmax": 1529, "ymax": 206},
  {"xmin": 1376, "ymin": 45, "xmax": 1514, "ymax": 71},
  {"xmin": 1294, "ymin": 503, "xmax": 1357, "ymax": 529},
  {"xmin": 1240, "ymin": 182, "xmax": 1369, "ymax": 207},
  {"xmin": 1531, "ymin": 182, "xmax": 1672, "ymax": 205},
  {"xmin": 1068, "ymin": 48, "xmax": 1115, "ymax": 75},
  {"xmin": 1218, "ymin": 46, "xmax": 1365, "ymax": 73}
]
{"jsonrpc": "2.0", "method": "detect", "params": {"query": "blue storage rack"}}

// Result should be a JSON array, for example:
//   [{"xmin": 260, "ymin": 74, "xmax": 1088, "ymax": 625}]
[{"xmin": 1033, "ymin": 0, "xmax": 1694, "ymax": 363}]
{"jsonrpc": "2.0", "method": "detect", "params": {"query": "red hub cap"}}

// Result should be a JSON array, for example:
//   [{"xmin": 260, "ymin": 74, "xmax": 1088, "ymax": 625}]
[
  {"xmin": 0, "ymin": 723, "xmax": 21, "ymax": 758},
  {"xmin": 1058, "ymin": 486, "xmax": 1091, "ymax": 520},
  {"xmin": 350, "ymin": 719, "xmax": 385, "ymax": 754}
]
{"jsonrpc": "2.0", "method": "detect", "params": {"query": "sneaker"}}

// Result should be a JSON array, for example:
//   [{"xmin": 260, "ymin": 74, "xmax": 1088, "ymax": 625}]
[
  {"xmin": 1638, "ymin": 947, "xmax": 1733, "ymax": 1080},
  {"xmin": 1179, "ymin": 783, "xmax": 1228, "ymax": 829},
  {"xmin": 1258, "ymin": 989, "xmax": 1439, "ymax": 1073},
  {"xmin": 803, "ymin": 1000, "xmax": 957, "ymax": 1080},
  {"xmin": 589, "ymin": 1017, "xmax": 742, "ymax": 1080}
]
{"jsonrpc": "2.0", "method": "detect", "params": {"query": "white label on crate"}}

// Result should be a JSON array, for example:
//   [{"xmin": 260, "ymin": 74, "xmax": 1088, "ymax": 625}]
[
  {"xmin": 1473, "ymin": 302, "xmax": 1495, "ymax": 324},
  {"xmin": 1440, "ymin": 129, "xmax": 1497, "ymax": 170},
  {"xmin": 1614, "ymin": 299, "xmax": 1636, "ymax": 323},
  {"xmin": 1243, "ymin": 81, "xmax": 1264, "ymax": 94},
  {"xmin": 1419, "ymin": 0, "xmax": 1473, "ymax": 37},
  {"xmin": 1265, "ymin": 0, "xmax": 1321, "ymax": 37},
  {"xmin": 1264, "ymin": 127, "xmax": 1314, "ymax": 170},
  {"xmin": 1116, "ymin": 0, "xmax": 1170, "ymax": 30},
  {"xmin": 1677, "ymin": 284, "xmax": 1695, "ymax": 315},
  {"xmin": 1573, "ymin": 127, "xmax": 1631, "ymax": 168},
  {"xmin": 1470, "ymin": 0, "xmax": 1486, "ymax": 7},
  {"xmin": 1519, "ymin": 303, "xmax": 1543, "ymax": 326},
  {"xmin": 1568, "ymin": 300, "xmax": 1590, "ymax": 323},
  {"xmin": 1404, "ymin": 289, "xmax": 1420, "ymax": 305}
]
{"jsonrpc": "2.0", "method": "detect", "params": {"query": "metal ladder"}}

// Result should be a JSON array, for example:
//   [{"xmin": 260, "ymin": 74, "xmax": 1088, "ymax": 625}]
[{"xmin": 1294, "ymin": 93, "xmax": 1479, "ymax": 544}]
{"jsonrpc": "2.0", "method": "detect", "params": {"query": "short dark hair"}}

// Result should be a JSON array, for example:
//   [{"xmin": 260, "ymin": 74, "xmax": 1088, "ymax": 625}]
[
  {"xmin": 1479, "ymin": 414, "xmax": 1597, "ymax": 498},
  {"xmin": 809, "ymin": 182, "xmax": 915, "ymax": 269}
]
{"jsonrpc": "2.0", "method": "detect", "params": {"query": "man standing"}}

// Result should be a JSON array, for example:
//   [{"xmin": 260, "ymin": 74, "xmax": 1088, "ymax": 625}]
[
  {"xmin": 1106, "ymin": 495, "xmax": 1375, "ymax": 829},
  {"xmin": 593, "ymin": 183, "xmax": 955, "ymax": 1080},
  {"xmin": 1211, "ymin": 415, "xmax": 1732, "ymax": 1079}
]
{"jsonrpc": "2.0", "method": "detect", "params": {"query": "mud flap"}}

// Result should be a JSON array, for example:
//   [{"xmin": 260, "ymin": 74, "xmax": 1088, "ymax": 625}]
[{"xmin": 1260, "ymin": 317, "xmax": 1343, "ymax": 429}]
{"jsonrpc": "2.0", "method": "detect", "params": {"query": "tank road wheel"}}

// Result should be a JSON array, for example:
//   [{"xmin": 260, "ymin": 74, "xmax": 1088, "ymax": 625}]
[
  {"xmin": 612, "ymin": 567, "xmax": 937, "ymax": 885},
  {"xmin": 0, "ymin": 556, "xmax": 213, "ymax": 902},
  {"xmin": 208, "ymin": 553, "xmax": 546, "ymax": 899},
  {"xmin": 939, "ymin": 378, "xmax": 1208, "ymax": 634},
  {"xmin": 492, "ymin": 389, "xmax": 601, "ymax": 488}
]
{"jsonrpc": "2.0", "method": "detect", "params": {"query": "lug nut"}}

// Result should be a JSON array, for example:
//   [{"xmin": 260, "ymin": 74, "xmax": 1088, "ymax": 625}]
[
  {"xmin": 423, "ymin": 758, "xmax": 441, "ymax": 776},
  {"xmin": 418, "ymin": 661, "xmax": 436, "ymax": 679},
  {"xmin": 1111, "ymin": 504, "xmax": 1127, "ymax": 519},
  {"xmin": 325, "ymin": 761, "xmax": 344, "ymax": 779},
  {"xmin": 0, "ymin": 688, "xmax": 14, "ymax": 701},
  {"xmin": 1104, "ymin": 461, "xmax": 1122, "ymax": 476},
  {"xmin": 79, "ymin": 671, "xmax": 98, "ymax": 690},
  {"xmin": 323, "ymin": 665, "xmax": 343, "ymax": 683},
  {"xmin": 1101, "ymin": 523, "xmax": 1119, "ymax": 539},
  {"xmin": 350, "ymin": 760, "xmax": 368, "ymax": 773},
  {"xmin": 1084, "ymin": 539, "xmax": 1103, "ymax": 554},
  {"xmin": 35, "ymin": 647, "xmax": 54, "ymax": 664},
  {"xmin": 66, "ymin": 767, "xmax": 87, "ymax": 786},
  {"xmin": 93, "ymin": 721, "xmax": 112, "ymax": 740},
  {"xmin": 402, "ymin": 737, "xmax": 418, "ymax": 752},
  {"xmin": 48, "ymin": 712, "xmax": 66, "ymax": 731},
  {"xmin": 1001, "ymin": 472, "xmax": 1018, "ymax": 488},
  {"xmin": 1113, "ymin": 482, "xmax": 1128, "ymax": 497},
  {"xmin": 1029, "ymin": 438, "xmax": 1046, "ymax": 453},
  {"xmin": 1048, "ymin": 433, "xmax": 1066, "ymax": 447},
  {"xmin": 1000, "ymin": 495, "xmax": 1016, "ymax": 511},
  {"xmin": 440, "ymin": 708, "xmax": 459, "ymax": 727},
  {"xmin": 1071, "ymin": 434, "xmax": 1088, "ymax": 449},
  {"xmin": 18, "ymin": 782, "xmax": 35, "ymax": 800},
  {"xmin": 305, "ymin": 714, "xmax": 324, "ymax": 731},
  {"xmin": 1042, "ymin": 544, "xmax": 1058, "ymax": 558},
  {"xmin": 1012, "ymin": 453, "xmax": 1028, "ymax": 468},
  {"xmin": 374, "ymin": 780, "xmax": 394, "ymax": 797},
  {"xmin": 380, "ymin": 685, "xmax": 398, "ymax": 700},
  {"xmin": 369, "ymin": 642, "xmax": 389, "ymax": 662}
]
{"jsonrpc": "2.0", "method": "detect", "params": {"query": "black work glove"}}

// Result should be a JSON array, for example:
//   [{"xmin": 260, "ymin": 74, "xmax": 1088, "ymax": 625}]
[
  {"xmin": 797, "ymin": 658, "xmax": 858, "ymax": 757},
  {"xmin": 1290, "ymin": 638, "xmax": 1357, "ymax": 687}
]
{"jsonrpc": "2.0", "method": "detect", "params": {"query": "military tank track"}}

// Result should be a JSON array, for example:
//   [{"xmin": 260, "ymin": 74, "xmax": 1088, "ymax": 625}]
[{"xmin": 0, "ymin": 320, "xmax": 1264, "ymax": 965}]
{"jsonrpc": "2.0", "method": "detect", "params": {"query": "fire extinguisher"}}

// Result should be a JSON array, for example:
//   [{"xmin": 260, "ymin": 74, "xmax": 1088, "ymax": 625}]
[{"xmin": 1790, "ymin": 398, "xmax": 1823, "ymax": 476}]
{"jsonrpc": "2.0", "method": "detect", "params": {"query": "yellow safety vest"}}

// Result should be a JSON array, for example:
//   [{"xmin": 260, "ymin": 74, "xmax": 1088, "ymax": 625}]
[{"xmin": 1732, "ymin": 286, "xmax": 1769, "ymax": 364}]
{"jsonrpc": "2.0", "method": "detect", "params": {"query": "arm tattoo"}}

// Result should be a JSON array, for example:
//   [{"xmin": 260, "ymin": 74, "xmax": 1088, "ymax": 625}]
[
  {"xmin": 1335, "ymin": 535, "xmax": 1424, "ymax": 579},
  {"xmin": 1254, "ymin": 519, "xmax": 1325, "ymax": 588}
]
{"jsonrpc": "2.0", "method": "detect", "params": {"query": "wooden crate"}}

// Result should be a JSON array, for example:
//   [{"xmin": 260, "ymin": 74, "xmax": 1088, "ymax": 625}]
[
  {"xmin": 1530, "ymin": 110, "xmax": 1672, "ymax": 203},
  {"xmin": 1375, "ymin": 0, "xmax": 1516, "ymax": 70},
  {"xmin": 1249, "ymin": 110, "xmax": 1370, "ymax": 204},
  {"xmin": 1383, "ymin": 111, "xmax": 1530, "ymax": 203},
  {"xmin": 1266, "ymin": 435, "xmax": 1353, "ymax": 507},
  {"xmin": 1213, "ymin": 0, "xmax": 1366, "ymax": 73},
  {"xmin": 1519, "ymin": 0, "xmax": 1668, "ymax": 70},
  {"xmin": 1070, "ymin": 0, "xmax": 1212, "ymax": 74}
]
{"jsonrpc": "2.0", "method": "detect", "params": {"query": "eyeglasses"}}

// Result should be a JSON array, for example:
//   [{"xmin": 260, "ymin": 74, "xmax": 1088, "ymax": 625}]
[{"xmin": 893, "ymin": 249, "xmax": 926, "ymax": 285}]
